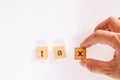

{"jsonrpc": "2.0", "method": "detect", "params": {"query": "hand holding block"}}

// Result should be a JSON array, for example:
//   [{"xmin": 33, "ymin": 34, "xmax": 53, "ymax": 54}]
[
  {"xmin": 36, "ymin": 47, "xmax": 48, "ymax": 60},
  {"xmin": 74, "ymin": 47, "xmax": 86, "ymax": 60},
  {"xmin": 53, "ymin": 46, "xmax": 66, "ymax": 59}
]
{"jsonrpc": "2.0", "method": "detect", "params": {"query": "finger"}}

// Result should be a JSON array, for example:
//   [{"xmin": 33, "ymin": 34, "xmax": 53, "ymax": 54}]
[
  {"xmin": 80, "ymin": 59, "xmax": 115, "ymax": 78},
  {"xmin": 118, "ymin": 17, "xmax": 120, "ymax": 19},
  {"xmin": 80, "ymin": 30, "xmax": 119, "ymax": 49},
  {"xmin": 94, "ymin": 17, "xmax": 120, "ymax": 32},
  {"xmin": 94, "ymin": 18, "xmax": 109, "ymax": 31}
]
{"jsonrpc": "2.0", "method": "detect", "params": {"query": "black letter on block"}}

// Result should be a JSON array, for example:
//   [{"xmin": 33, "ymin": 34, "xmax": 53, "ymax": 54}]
[
  {"xmin": 78, "ymin": 51, "xmax": 82, "ymax": 56},
  {"xmin": 57, "ymin": 50, "xmax": 62, "ymax": 56}
]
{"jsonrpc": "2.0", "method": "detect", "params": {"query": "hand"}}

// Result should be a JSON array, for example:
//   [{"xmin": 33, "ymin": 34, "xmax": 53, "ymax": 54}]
[{"xmin": 80, "ymin": 17, "xmax": 120, "ymax": 80}]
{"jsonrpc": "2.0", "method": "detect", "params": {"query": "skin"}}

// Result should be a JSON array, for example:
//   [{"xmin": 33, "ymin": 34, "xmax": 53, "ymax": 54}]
[{"xmin": 80, "ymin": 17, "xmax": 120, "ymax": 80}]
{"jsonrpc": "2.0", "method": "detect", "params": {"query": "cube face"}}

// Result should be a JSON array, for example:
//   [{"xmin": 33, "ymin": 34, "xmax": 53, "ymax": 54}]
[
  {"xmin": 53, "ymin": 46, "xmax": 66, "ymax": 59},
  {"xmin": 36, "ymin": 47, "xmax": 48, "ymax": 60},
  {"xmin": 74, "ymin": 47, "xmax": 86, "ymax": 60}
]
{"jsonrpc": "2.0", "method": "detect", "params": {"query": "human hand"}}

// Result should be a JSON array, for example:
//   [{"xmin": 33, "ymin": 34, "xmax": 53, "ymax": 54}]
[{"xmin": 80, "ymin": 17, "xmax": 120, "ymax": 80}]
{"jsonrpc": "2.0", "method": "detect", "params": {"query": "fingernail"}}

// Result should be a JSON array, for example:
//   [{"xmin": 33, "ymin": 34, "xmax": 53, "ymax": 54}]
[
  {"xmin": 80, "ymin": 60, "xmax": 86, "ymax": 67},
  {"xmin": 80, "ymin": 42, "xmax": 87, "ymax": 48}
]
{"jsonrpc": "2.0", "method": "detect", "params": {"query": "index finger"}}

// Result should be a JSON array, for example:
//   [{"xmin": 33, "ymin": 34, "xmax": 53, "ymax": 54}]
[{"xmin": 80, "ymin": 30, "xmax": 120, "ymax": 49}]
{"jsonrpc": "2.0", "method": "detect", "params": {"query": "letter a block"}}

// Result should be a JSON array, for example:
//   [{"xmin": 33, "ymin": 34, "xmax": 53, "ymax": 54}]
[
  {"xmin": 74, "ymin": 47, "xmax": 86, "ymax": 60},
  {"xmin": 36, "ymin": 47, "xmax": 48, "ymax": 60},
  {"xmin": 53, "ymin": 46, "xmax": 66, "ymax": 59}
]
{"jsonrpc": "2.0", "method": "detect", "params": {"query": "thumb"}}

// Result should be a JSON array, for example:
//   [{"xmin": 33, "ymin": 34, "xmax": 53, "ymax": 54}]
[{"xmin": 80, "ymin": 59, "xmax": 114, "ymax": 77}]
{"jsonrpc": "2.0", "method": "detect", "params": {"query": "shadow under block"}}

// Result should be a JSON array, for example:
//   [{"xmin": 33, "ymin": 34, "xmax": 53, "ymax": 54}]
[
  {"xmin": 36, "ymin": 47, "xmax": 48, "ymax": 60},
  {"xmin": 53, "ymin": 46, "xmax": 66, "ymax": 59},
  {"xmin": 74, "ymin": 47, "xmax": 86, "ymax": 60}
]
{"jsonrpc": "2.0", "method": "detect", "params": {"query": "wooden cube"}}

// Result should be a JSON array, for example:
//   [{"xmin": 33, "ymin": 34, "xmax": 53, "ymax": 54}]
[
  {"xmin": 36, "ymin": 47, "xmax": 48, "ymax": 60},
  {"xmin": 74, "ymin": 47, "xmax": 86, "ymax": 60},
  {"xmin": 53, "ymin": 46, "xmax": 66, "ymax": 59}
]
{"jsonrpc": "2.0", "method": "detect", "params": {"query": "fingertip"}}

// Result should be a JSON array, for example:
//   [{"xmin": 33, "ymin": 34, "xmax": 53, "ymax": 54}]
[
  {"xmin": 80, "ymin": 59, "xmax": 94, "ymax": 72},
  {"xmin": 80, "ymin": 43, "xmax": 85, "ymax": 47},
  {"xmin": 80, "ymin": 59, "xmax": 87, "ymax": 67},
  {"xmin": 80, "ymin": 42, "xmax": 91, "ymax": 48}
]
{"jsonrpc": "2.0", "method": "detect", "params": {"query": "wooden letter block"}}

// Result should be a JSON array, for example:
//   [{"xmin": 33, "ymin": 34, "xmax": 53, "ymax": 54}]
[
  {"xmin": 53, "ymin": 46, "xmax": 66, "ymax": 59},
  {"xmin": 74, "ymin": 47, "xmax": 86, "ymax": 60},
  {"xmin": 36, "ymin": 47, "xmax": 48, "ymax": 60}
]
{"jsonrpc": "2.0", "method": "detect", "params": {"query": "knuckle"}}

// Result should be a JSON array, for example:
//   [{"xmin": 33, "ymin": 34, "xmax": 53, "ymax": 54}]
[
  {"xmin": 105, "ymin": 61, "xmax": 120, "ymax": 79},
  {"xmin": 93, "ymin": 30, "xmax": 101, "ymax": 37},
  {"xmin": 93, "ymin": 30, "xmax": 104, "ymax": 39},
  {"xmin": 108, "ymin": 16, "xmax": 116, "ymax": 22},
  {"xmin": 110, "ymin": 33, "xmax": 120, "ymax": 48},
  {"xmin": 104, "ymin": 65, "xmax": 114, "ymax": 77},
  {"xmin": 102, "ymin": 61, "xmax": 116, "ymax": 78}
]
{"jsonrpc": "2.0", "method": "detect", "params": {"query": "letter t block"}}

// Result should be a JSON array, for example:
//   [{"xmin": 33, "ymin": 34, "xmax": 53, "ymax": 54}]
[{"xmin": 36, "ymin": 47, "xmax": 48, "ymax": 60}]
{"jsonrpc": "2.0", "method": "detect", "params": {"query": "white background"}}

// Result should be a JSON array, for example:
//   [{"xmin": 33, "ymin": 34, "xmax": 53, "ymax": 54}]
[{"xmin": 0, "ymin": 0, "xmax": 120, "ymax": 80}]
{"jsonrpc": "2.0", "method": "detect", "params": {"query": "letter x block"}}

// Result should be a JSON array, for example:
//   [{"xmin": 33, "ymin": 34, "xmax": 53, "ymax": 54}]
[
  {"xmin": 74, "ymin": 47, "xmax": 86, "ymax": 60},
  {"xmin": 53, "ymin": 46, "xmax": 66, "ymax": 59},
  {"xmin": 36, "ymin": 47, "xmax": 48, "ymax": 60}
]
